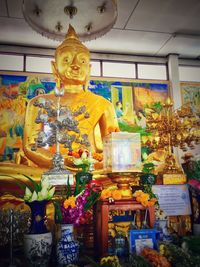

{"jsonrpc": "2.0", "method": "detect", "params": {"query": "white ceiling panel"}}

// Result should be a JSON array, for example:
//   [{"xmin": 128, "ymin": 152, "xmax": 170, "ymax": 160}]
[
  {"xmin": 0, "ymin": 17, "xmax": 59, "ymax": 47},
  {"xmin": 7, "ymin": 0, "xmax": 23, "ymax": 18},
  {"xmin": 0, "ymin": 0, "xmax": 8, "ymax": 17},
  {"xmin": 114, "ymin": 0, "xmax": 138, "ymax": 29},
  {"xmin": 86, "ymin": 29, "xmax": 171, "ymax": 55},
  {"xmin": 157, "ymin": 35, "xmax": 200, "ymax": 58},
  {"xmin": 126, "ymin": 0, "xmax": 200, "ymax": 34}
]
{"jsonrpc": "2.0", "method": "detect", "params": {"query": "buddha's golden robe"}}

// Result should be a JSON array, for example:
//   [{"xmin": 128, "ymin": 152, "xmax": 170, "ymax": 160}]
[{"xmin": 24, "ymin": 90, "xmax": 118, "ymax": 169}]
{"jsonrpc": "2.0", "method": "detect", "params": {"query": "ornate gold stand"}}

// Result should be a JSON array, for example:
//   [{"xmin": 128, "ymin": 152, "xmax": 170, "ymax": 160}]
[{"xmin": 107, "ymin": 171, "xmax": 142, "ymax": 198}]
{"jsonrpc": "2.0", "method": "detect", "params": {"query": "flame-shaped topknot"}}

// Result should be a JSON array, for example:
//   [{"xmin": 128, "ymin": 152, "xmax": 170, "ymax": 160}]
[
  {"xmin": 65, "ymin": 24, "xmax": 79, "ymax": 40},
  {"xmin": 56, "ymin": 24, "xmax": 89, "ymax": 53}
]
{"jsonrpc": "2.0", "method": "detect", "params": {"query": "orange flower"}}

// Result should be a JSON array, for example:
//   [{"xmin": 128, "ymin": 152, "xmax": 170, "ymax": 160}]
[
  {"xmin": 92, "ymin": 152, "xmax": 103, "ymax": 162},
  {"xmin": 141, "ymin": 200, "xmax": 149, "ymax": 207},
  {"xmin": 72, "ymin": 151, "xmax": 80, "ymax": 158},
  {"xmin": 111, "ymin": 190, "xmax": 122, "ymax": 200},
  {"xmin": 140, "ymin": 193, "xmax": 150, "ymax": 202},
  {"xmin": 63, "ymin": 196, "xmax": 76, "ymax": 209},
  {"xmin": 101, "ymin": 189, "xmax": 112, "ymax": 200},
  {"xmin": 148, "ymin": 198, "xmax": 157, "ymax": 206},
  {"xmin": 134, "ymin": 189, "xmax": 158, "ymax": 207},
  {"xmin": 136, "ymin": 196, "xmax": 142, "ymax": 202}
]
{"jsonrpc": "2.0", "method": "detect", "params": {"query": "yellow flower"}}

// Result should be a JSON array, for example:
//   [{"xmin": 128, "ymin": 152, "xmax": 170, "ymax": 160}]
[
  {"xmin": 141, "ymin": 200, "xmax": 149, "ymax": 207},
  {"xmin": 111, "ymin": 190, "xmax": 122, "ymax": 200},
  {"xmin": 100, "ymin": 255, "xmax": 119, "ymax": 265},
  {"xmin": 63, "ymin": 196, "xmax": 76, "ymax": 208},
  {"xmin": 159, "ymin": 244, "xmax": 165, "ymax": 255},
  {"xmin": 134, "ymin": 190, "xmax": 157, "ymax": 207},
  {"xmin": 141, "ymin": 193, "xmax": 150, "ymax": 202},
  {"xmin": 101, "ymin": 189, "xmax": 112, "ymax": 200},
  {"xmin": 136, "ymin": 196, "xmax": 142, "ymax": 202}
]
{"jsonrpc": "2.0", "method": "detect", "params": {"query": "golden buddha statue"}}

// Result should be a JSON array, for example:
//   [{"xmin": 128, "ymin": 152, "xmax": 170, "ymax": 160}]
[{"xmin": 0, "ymin": 25, "xmax": 119, "ymax": 191}]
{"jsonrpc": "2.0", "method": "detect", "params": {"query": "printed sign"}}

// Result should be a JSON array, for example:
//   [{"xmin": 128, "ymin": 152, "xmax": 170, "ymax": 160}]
[
  {"xmin": 152, "ymin": 185, "xmax": 191, "ymax": 216},
  {"xmin": 129, "ymin": 229, "xmax": 157, "ymax": 254}
]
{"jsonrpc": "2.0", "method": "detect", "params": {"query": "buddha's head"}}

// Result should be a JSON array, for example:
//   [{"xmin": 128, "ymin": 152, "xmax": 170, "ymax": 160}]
[{"xmin": 52, "ymin": 25, "xmax": 91, "ymax": 87}]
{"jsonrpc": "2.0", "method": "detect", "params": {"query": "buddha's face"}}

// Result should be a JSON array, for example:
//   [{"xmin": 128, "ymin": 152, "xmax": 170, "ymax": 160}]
[{"xmin": 55, "ymin": 45, "xmax": 90, "ymax": 85}]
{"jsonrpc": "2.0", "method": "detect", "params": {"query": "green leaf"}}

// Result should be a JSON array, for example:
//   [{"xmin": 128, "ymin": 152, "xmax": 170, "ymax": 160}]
[
  {"xmin": 142, "ymin": 162, "xmax": 155, "ymax": 173},
  {"xmin": 66, "ymin": 176, "xmax": 72, "ymax": 198},
  {"xmin": 53, "ymin": 200, "xmax": 63, "ymax": 223},
  {"xmin": 78, "ymin": 179, "xmax": 87, "ymax": 194},
  {"xmin": 84, "ymin": 191, "xmax": 100, "ymax": 211},
  {"xmin": 74, "ymin": 174, "xmax": 80, "ymax": 196},
  {"xmin": 23, "ymin": 174, "xmax": 40, "ymax": 192}
]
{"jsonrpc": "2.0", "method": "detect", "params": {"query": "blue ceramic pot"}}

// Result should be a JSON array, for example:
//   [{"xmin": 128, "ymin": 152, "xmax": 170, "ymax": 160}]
[
  {"xmin": 56, "ymin": 224, "xmax": 79, "ymax": 266},
  {"xmin": 26, "ymin": 200, "xmax": 49, "ymax": 234}
]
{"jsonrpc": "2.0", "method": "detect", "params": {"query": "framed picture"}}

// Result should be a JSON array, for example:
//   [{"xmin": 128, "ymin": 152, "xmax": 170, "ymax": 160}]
[
  {"xmin": 0, "ymin": 71, "xmax": 169, "ymax": 163},
  {"xmin": 180, "ymin": 82, "xmax": 200, "ymax": 116}
]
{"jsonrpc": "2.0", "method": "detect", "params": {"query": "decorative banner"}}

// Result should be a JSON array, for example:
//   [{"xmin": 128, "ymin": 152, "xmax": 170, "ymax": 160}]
[{"xmin": 152, "ymin": 185, "xmax": 192, "ymax": 216}]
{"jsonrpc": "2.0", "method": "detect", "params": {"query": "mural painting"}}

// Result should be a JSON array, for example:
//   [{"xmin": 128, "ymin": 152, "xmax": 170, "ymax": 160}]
[{"xmin": 181, "ymin": 82, "xmax": 200, "ymax": 117}]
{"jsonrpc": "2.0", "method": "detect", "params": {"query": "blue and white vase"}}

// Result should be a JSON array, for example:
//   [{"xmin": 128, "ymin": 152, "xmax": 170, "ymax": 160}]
[
  {"xmin": 24, "ymin": 232, "xmax": 52, "ymax": 267},
  {"xmin": 56, "ymin": 224, "xmax": 79, "ymax": 266},
  {"xmin": 23, "ymin": 200, "xmax": 52, "ymax": 267},
  {"xmin": 155, "ymin": 219, "xmax": 171, "ymax": 242}
]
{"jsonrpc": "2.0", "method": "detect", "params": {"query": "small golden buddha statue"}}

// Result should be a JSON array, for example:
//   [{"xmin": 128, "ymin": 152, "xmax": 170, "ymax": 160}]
[{"xmin": 0, "ymin": 25, "xmax": 119, "ymax": 190}]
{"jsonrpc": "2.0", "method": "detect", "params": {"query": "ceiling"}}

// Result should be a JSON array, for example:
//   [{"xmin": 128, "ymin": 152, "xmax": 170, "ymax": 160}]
[{"xmin": 0, "ymin": 0, "xmax": 200, "ymax": 59}]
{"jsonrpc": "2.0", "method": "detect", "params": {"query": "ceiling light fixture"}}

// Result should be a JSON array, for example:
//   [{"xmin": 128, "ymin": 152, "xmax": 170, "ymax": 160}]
[
  {"xmin": 22, "ymin": 0, "xmax": 117, "ymax": 42},
  {"xmin": 64, "ymin": 5, "xmax": 77, "ymax": 19}
]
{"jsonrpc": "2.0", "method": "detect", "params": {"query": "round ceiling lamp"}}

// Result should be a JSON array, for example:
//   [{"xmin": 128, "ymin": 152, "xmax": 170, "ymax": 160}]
[{"xmin": 22, "ymin": 0, "xmax": 118, "ymax": 42}]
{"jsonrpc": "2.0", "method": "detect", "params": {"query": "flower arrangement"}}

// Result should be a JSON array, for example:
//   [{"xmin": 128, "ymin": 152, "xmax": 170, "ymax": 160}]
[
  {"xmin": 72, "ymin": 149, "xmax": 96, "ymax": 172},
  {"xmin": 24, "ymin": 177, "xmax": 55, "ymax": 202},
  {"xmin": 133, "ymin": 185, "xmax": 158, "ymax": 207},
  {"xmin": 54, "ymin": 179, "xmax": 101, "ymax": 225},
  {"xmin": 54, "ymin": 151, "xmax": 101, "ymax": 225},
  {"xmin": 69, "ymin": 148, "xmax": 103, "ymax": 165},
  {"xmin": 101, "ymin": 188, "xmax": 122, "ymax": 201},
  {"xmin": 141, "ymin": 247, "xmax": 171, "ymax": 267},
  {"xmin": 15, "ymin": 175, "xmax": 55, "ymax": 202},
  {"xmin": 12, "ymin": 175, "xmax": 56, "ymax": 234}
]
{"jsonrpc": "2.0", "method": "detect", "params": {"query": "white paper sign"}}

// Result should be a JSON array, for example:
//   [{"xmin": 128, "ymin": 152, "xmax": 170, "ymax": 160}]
[{"xmin": 152, "ymin": 184, "xmax": 191, "ymax": 216}]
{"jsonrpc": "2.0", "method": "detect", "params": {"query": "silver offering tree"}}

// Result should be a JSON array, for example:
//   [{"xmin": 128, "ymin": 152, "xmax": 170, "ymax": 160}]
[{"xmin": 31, "ymin": 88, "xmax": 90, "ymax": 184}]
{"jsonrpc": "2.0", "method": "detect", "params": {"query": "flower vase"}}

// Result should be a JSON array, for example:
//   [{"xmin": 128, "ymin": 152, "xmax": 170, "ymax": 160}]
[
  {"xmin": 23, "ymin": 200, "xmax": 52, "ymax": 267},
  {"xmin": 75, "ymin": 171, "xmax": 92, "ymax": 184},
  {"xmin": 56, "ymin": 224, "xmax": 79, "ymax": 266},
  {"xmin": 155, "ymin": 219, "xmax": 171, "ymax": 242},
  {"xmin": 26, "ymin": 200, "xmax": 49, "ymax": 234}
]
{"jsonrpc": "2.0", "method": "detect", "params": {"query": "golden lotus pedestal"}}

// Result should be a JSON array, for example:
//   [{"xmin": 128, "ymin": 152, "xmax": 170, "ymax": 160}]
[{"xmin": 107, "ymin": 171, "xmax": 142, "ymax": 199}]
